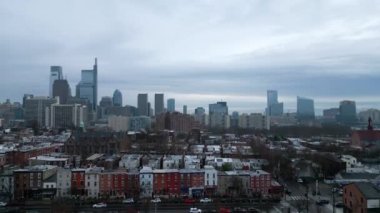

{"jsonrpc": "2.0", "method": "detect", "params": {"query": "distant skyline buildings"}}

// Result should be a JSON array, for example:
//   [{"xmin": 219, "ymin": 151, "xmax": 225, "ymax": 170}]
[
  {"xmin": 297, "ymin": 96, "xmax": 315, "ymax": 120},
  {"xmin": 137, "ymin": 94, "xmax": 148, "ymax": 116},
  {"xmin": 113, "ymin": 89, "xmax": 123, "ymax": 107},
  {"xmin": 266, "ymin": 90, "xmax": 283, "ymax": 117},
  {"xmin": 49, "ymin": 66, "xmax": 63, "ymax": 97},
  {"xmin": 154, "ymin": 94, "xmax": 164, "ymax": 116},
  {"xmin": 75, "ymin": 58, "xmax": 98, "ymax": 111},
  {"xmin": 167, "ymin": 98, "xmax": 175, "ymax": 113}
]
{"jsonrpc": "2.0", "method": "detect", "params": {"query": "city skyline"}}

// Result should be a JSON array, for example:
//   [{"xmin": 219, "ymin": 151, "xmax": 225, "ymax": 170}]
[{"xmin": 1, "ymin": 1, "xmax": 380, "ymax": 114}]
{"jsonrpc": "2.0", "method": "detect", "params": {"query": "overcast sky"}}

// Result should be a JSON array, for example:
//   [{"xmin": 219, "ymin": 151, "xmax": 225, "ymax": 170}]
[{"xmin": 1, "ymin": 0, "xmax": 380, "ymax": 114}]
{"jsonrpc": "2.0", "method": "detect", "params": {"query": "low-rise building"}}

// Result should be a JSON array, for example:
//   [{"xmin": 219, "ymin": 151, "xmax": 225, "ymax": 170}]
[
  {"xmin": 56, "ymin": 168, "xmax": 72, "ymax": 198},
  {"xmin": 85, "ymin": 167, "xmax": 103, "ymax": 198},
  {"xmin": 343, "ymin": 182, "xmax": 380, "ymax": 213},
  {"xmin": 153, "ymin": 169, "xmax": 180, "ymax": 197},
  {"xmin": 140, "ymin": 166, "xmax": 153, "ymax": 198}
]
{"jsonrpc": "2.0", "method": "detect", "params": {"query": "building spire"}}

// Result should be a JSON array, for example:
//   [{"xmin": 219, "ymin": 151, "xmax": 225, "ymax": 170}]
[
  {"xmin": 95, "ymin": 57, "xmax": 97, "ymax": 66},
  {"xmin": 368, "ymin": 117, "xmax": 373, "ymax": 131}
]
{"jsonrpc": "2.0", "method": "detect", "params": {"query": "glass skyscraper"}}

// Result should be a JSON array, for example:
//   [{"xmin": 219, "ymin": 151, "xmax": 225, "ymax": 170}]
[
  {"xmin": 154, "ymin": 93, "xmax": 164, "ymax": 116},
  {"xmin": 266, "ymin": 90, "xmax": 283, "ymax": 116},
  {"xmin": 138, "ymin": 94, "xmax": 148, "ymax": 116},
  {"xmin": 113, "ymin": 89, "xmax": 123, "ymax": 107},
  {"xmin": 297, "ymin": 96, "xmax": 315, "ymax": 120},
  {"xmin": 49, "ymin": 66, "xmax": 63, "ymax": 97},
  {"xmin": 76, "ymin": 58, "xmax": 98, "ymax": 110},
  {"xmin": 167, "ymin": 98, "xmax": 175, "ymax": 112}
]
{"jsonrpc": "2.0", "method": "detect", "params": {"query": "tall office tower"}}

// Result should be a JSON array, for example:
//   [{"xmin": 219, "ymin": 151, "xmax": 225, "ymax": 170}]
[
  {"xmin": 148, "ymin": 102, "xmax": 153, "ymax": 116},
  {"xmin": 76, "ymin": 58, "xmax": 98, "ymax": 111},
  {"xmin": 267, "ymin": 90, "xmax": 284, "ymax": 116},
  {"xmin": 183, "ymin": 105, "xmax": 187, "ymax": 115},
  {"xmin": 154, "ymin": 93, "xmax": 164, "ymax": 116},
  {"xmin": 49, "ymin": 66, "xmax": 63, "ymax": 97},
  {"xmin": 113, "ymin": 89, "xmax": 123, "ymax": 107},
  {"xmin": 338, "ymin": 100, "xmax": 357, "ymax": 125},
  {"xmin": 194, "ymin": 107, "xmax": 206, "ymax": 125},
  {"xmin": 23, "ymin": 94, "xmax": 34, "ymax": 108},
  {"xmin": 24, "ymin": 96, "xmax": 58, "ymax": 127},
  {"xmin": 99, "ymin": 96, "xmax": 113, "ymax": 108},
  {"xmin": 52, "ymin": 79, "xmax": 71, "ymax": 104},
  {"xmin": 209, "ymin": 101, "xmax": 229, "ymax": 129},
  {"xmin": 47, "ymin": 104, "xmax": 87, "ymax": 128},
  {"xmin": 231, "ymin": 111, "xmax": 239, "ymax": 128},
  {"xmin": 137, "ymin": 94, "xmax": 148, "ymax": 116},
  {"xmin": 297, "ymin": 96, "xmax": 315, "ymax": 120},
  {"xmin": 167, "ymin": 98, "xmax": 175, "ymax": 112}
]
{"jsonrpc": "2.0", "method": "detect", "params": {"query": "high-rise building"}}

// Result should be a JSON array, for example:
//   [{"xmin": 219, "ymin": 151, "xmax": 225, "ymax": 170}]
[
  {"xmin": 113, "ymin": 90, "xmax": 123, "ymax": 107},
  {"xmin": 167, "ymin": 98, "xmax": 175, "ymax": 112},
  {"xmin": 209, "ymin": 102, "xmax": 229, "ymax": 129},
  {"xmin": 183, "ymin": 105, "xmax": 187, "ymax": 115},
  {"xmin": 231, "ymin": 111, "xmax": 239, "ymax": 128},
  {"xmin": 194, "ymin": 107, "xmax": 206, "ymax": 125},
  {"xmin": 52, "ymin": 79, "xmax": 70, "ymax": 104},
  {"xmin": 76, "ymin": 58, "xmax": 98, "ymax": 111},
  {"xmin": 338, "ymin": 100, "xmax": 357, "ymax": 125},
  {"xmin": 137, "ymin": 94, "xmax": 148, "ymax": 116},
  {"xmin": 49, "ymin": 66, "xmax": 63, "ymax": 97},
  {"xmin": 154, "ymin": 94, "xmax": 164, "ymax": 116},
  {"xmin": 24, "ymin": 96, "xmax": 58, "ymax": 127},
  {"xmin": 99, "ymin": 96, "xmax": 113, "ymax": 108},
  {"xmin": 297, "ymin": 96, "xmax": 315, "ymax": 120},
  {"xmin": 47, "ymin": 104, "xmax": 87, "ymax": 128},
  {"xmin": 266, "ymin": 90, "xmax": 283, "ymax": 116}
]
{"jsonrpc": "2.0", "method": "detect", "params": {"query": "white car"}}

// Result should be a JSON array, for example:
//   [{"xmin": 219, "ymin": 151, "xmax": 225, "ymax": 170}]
[
  {"xmin": 92, "ymin": 202, "xmax": 107, "ymax": 208},
  {"xmin": 200, "ymin": 198, "xmax": 212, "ymax": 203},
  {"xmin": 189, "ymin": 207, "xmax": 202, "ymax": 213},
  {"xmin": 297, "ymin": 178, "xmax": 303, "ymax": 183},
  {"xmin": 122, "ymin": 198, "xmax": 134, "ymax": 204},
  {"xmin": 0, "ymin": 202, "xmax": 6, "ymax": 207},
  {"xmin": 151, "ymin": 198, "xmax": 161, "ymax": 203}
]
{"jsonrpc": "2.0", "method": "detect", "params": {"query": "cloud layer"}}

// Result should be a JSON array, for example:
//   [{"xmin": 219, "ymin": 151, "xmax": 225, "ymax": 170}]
[{"xmin": 1, "ymin": 0, "xmax": 380, "ymax": 114}]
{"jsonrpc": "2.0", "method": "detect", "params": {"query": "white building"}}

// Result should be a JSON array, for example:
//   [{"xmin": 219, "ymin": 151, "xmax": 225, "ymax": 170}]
[
  {"xmin": 56, "ymin": 168, "xmax": 72, "ymax": 197},
  {"xmin": 204, "ymin": 165, "xmax": 218, "ymax": 187},
  {"xmin": 139, "ymin": 166, "xmax": 153, "ymax": 198},
  {"xmin": 341, "ymin": 155, "xmax": 362, "ymax": 172},
  {"xmin": 85, "ymin": 167, "xmax": 103, "ymax": 198}
]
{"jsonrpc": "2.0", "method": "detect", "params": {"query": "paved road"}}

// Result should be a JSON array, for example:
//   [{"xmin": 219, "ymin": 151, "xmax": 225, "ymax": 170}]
[{"xmin": 283, "ymin": 181, "xmax": 344, "ymax": 213}]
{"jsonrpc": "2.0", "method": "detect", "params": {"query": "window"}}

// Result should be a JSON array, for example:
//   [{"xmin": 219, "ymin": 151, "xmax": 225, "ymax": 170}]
[
  {"xmin": 350, "ymin": 192, "xmax": 352, "ymax": 197},
  {"xmin": 361, "ymin": 197, "xmax": 363, "ymax": 204}
]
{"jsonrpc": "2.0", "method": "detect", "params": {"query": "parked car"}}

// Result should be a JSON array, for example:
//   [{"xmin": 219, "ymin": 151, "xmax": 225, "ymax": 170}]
[
  {"xmin": 122, "ymin": 198, "xmax": 134, "ymax": 204},
  {"xmin": 189, "ymin": 207, "xmax": 202, "ymax": 213},
  {"xmin": 184, "ymin": 198, "xmax": 196, "ymax": 204},
  {"xmin": 335, "ymin": 202, "xmax": 344, "ymax": 208},
  {"xmin": 316, "ymin": 199, "xmax": 329, "ymax": 205},
  {"xmin": 0, "ymin": 202, "xmax": 6, "ymax": 207},
  {"xmin": 200, "ymin": 198, "xmax": 212, "ymax": 203},
  {"xmin": 247, "ymin": 207, "xmax": 260, "ymax": 213},
  {"xmin": 297, "ymin": 178, "xmax": 303, "ymax": 183},
  {"xmin": 151, "ymin": 197, "xmax": 161, "ymax": 203},
  {"xmin": 92, "ymin": 202, "xmax": 107, "ymax": 208}
]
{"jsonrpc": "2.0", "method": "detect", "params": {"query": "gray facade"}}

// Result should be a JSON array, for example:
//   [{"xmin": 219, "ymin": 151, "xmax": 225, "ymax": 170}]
[
  {"xmin": 154, "ymin": 93, "xmax": 164, "ymax": 116},
  {"xmin": 138, "ymin": 94, "xmax": 148, "ymax": 116}
]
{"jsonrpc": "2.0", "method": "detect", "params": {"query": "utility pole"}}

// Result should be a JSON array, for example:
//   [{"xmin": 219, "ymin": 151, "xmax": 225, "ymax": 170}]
[{"xmin": 332, "ymin": 188, "xmax": 336, "ymax": 213}]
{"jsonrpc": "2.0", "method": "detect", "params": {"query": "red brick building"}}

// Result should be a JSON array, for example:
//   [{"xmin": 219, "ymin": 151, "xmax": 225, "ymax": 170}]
[
  {"xmin": 153, "ymin": 169, "xmax": 180, "ymax": 197},
  {"xmin": 180, "ymin": 169, "xmax": 205, "ymax": 197},
  {"xmin": 71, "ymin": 168, "xmax": 86, "ymax": 196},
  {"xmin": 99, "ymin": 169, "xmax": 139, "ymax": 198},
  {"xmin": 6, "ymin": 143, "xmax": 61, "ymax": 166},
  {"xmin": 250, "ymin": 170, "xmax": 272, "ymax": 195},
  {"xmin": 343, "ymin": 182, "xmax": 380, "ymax": 213}
]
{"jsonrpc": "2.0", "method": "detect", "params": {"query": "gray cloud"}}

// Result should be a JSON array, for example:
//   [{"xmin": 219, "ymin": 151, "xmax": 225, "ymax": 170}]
[{"xmin": 1, "ymin": 0, "xmax": 380, "ymax": 114}]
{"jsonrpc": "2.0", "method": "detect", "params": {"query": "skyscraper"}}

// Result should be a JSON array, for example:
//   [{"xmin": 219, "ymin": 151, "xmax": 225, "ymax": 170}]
[
  {"xmin": 267, "ymin": 90, "xmax": 283, "ymax": 116},
  {"xmin": 297, "ymin": 96, "xmax": 315, "ymax": 120},
  {"xmin": 154, "ymin": 94, "xmax": 164, "ymax": 116},
  {"xmin": 113, "ymin": 89, "xmax": 123, "ymax": 107},
  {"xmin": 338, "ymin": 100, "xmax": 357, "ymax": 125},
  {"xmin": 53, "ymin": 79, "xmax": 70, "ymax": 104},
  {"xmin": 76, "ymin": 58, "xmax": 98, "ymax": 111},
  {"xmin": 138, "ymin": 94, "xmax": 148, "ymax": 116},
  {"xmin": 209, "ymin": 101, "xmax": 229, "ymax": 129},
  {"xmin": 49, "ymin": 66, "xmax": 63, "ymax": 97},
  {"xmin": 194, "ymin": 107, "xmax": 206, "ymax": 125},
  {"xmin": 183, "ymin": 105, "xmax": 187, "ymax": 115},
  {"xmin": 24, "ymin": 96, "xmax": 58, "ymax": 127},
  {"xmin": 167, "ymin": 98, "xmax": 175, "ymax": 112}
]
